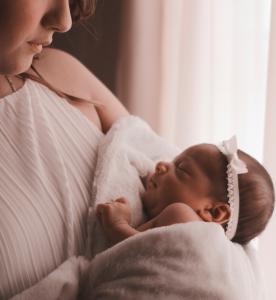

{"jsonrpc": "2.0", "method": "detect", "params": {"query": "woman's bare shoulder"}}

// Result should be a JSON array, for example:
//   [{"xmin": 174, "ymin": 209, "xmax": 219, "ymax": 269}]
[
  {"xmin": 31, "ymin": 47, "xmax": 97, "ymax": 102},
  {"xmin": 30, "ymin": 47, "xmax": 129, "ymax": 133}
]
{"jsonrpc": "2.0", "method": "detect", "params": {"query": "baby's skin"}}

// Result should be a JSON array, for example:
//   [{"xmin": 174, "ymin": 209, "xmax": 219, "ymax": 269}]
[
  {"xmin": 96, "ymin": 144, "xmax": 231, "ymax": 246},
  {"xmin": 96, "ymin": 197, "xmax": 201, "ymax": 246}
]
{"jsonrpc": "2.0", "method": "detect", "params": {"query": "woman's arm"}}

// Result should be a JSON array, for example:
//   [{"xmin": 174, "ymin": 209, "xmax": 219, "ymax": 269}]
[{"xmin": 31, "ymin": 47, "xmax": 129, "ymax": 133}]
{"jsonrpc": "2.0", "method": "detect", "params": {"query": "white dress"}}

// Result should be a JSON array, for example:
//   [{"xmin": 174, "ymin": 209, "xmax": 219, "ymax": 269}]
[{"xmin": 0, "ymin": 78, "xmax": 103, "ymax": 299}]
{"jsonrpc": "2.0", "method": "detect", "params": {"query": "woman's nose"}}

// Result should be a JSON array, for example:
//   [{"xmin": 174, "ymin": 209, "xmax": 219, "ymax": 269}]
[
  {"xmin": 155, "ymin": 161, "xmax": 169, "ymax": 175},
  {"xmin": 42, "ymin": 0, "xmax": 72, "ymax": 33}
]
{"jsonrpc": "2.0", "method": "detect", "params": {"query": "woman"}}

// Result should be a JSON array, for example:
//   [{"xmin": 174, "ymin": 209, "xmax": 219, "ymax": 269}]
[{"xmin": 0, "ymin": 1, "xmax": 129, "ymax": 298}]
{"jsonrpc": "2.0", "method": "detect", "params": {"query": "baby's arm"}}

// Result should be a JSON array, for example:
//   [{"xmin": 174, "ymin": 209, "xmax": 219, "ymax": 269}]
[{"xmin": 97, "ymin": 199, "xmax": 202, "ymax": 246}]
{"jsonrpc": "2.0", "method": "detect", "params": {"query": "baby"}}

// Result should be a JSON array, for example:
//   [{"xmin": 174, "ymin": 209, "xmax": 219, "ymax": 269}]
[{"xmin": 96, "ymin": 136, "xmax": 275, "ymax": 246}]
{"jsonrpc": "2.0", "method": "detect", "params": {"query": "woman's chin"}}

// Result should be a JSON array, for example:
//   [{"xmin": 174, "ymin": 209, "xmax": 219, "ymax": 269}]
[
  {"xmin": 20, "ymin": 54, "xmax": 36, "ymax": 73},
  {"xmin": 9, "ymin": 48, "xmax": 38, "ymax": 75}
]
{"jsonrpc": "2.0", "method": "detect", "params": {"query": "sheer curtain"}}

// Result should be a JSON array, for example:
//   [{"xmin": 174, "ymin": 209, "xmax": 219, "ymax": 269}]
[
  {"xmin": 117, "ymin": 0, "xmax": 270, "ymax": 160},
  {"xmin": 259, "ymin": 2, "xmax": 276, "ymax": 300},
  {"xmin": 116, "ymin": 0, "xmax": 274, "ymax": 297}
]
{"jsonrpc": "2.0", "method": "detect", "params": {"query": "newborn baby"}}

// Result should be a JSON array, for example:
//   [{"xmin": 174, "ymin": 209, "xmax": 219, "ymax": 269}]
[{"xmin": 96, "ymin": 137, "xmax": 274, "ymax": 246}]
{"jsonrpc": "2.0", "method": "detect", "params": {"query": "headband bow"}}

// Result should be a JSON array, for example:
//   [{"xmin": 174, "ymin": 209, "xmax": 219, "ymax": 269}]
[{"xmin": 216, "ymin": 136, "xmax": 248, "ymax": 240}]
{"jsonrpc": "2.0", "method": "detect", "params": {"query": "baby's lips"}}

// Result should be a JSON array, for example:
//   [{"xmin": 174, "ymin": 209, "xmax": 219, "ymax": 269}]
[
  {"xmin": 145, "ymin": 173, "xmax": 157, "ymax": 190},
  {"xmin": 144, "ymin": 173, "xmax": 152, "ymax": 190}
]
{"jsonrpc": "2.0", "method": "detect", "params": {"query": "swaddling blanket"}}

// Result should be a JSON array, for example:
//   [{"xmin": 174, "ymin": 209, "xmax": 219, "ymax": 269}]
[
  {"xmin": 12, "ymin": 225, "xmax": 264, "ymax": 300},
  {"xmin": 81, "ymin": 222, "xmax": 264, "ymax": 300}
]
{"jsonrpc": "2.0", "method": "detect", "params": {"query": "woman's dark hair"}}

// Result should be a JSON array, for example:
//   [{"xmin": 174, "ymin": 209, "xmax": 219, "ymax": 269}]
[
  {"xmin": 205, "ymin": 146, "xmax": 275, "ymax": 245},
  {"xmin": 16, "ymin": 0, "xmax": 99, "ymax": 105},
  {"xmin": 69, "ymin": 0, "xmax": 98, "ymax": 23}
]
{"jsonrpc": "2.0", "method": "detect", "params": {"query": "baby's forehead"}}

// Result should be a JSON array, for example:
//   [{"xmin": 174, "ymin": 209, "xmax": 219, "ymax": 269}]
[
  {"xmin": 179, "ymin": 143, "xmax": 219, "ymax": 158},
  {"xmin": 176, "ymin": 144, "xmax": 222, "ymax": 168}
]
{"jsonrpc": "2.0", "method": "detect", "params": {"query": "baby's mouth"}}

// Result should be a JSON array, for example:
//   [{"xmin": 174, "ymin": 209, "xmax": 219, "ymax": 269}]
[{"xmin": 147, "ymin": 174, "xmax": 157, "ymax": 190}]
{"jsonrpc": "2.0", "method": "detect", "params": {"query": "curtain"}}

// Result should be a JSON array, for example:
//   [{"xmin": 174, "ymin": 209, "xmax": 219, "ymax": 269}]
[
  {"xmin": 117, "ymin": 0, "xmax": 270, "ymax": 160},
  {"xmin": 117, "ymin": 0, "xmax": 274, "ymax": 298},
  {"xmin": 258, "ymin": 1, "xmax": 276, "ymax": 300}
]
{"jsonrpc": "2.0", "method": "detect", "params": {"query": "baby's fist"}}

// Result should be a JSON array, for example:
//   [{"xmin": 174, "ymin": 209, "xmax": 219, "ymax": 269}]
[{"xmin": 96, "ymin": 197, "xmax": 132, "ymax": 229}]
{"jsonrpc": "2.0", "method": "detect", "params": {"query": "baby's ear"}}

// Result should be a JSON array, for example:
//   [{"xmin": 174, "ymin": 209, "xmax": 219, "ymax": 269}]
[
  {"xmin": 210, "ymin": 202, "xmax": 231, "ymax": 225},
  {"xmin": 197, "ymin": 202, "xmax": 231, "ymax": 224}
]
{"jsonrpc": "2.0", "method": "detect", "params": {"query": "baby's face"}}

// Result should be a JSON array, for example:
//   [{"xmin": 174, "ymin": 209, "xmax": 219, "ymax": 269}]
[{"xmin": 142, "ymin": 144, "xmax": 220, "ymax": 218}]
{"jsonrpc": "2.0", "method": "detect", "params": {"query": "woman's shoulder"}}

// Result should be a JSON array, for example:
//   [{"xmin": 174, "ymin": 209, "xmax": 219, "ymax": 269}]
[
  {"xmin": 30, "ymin": 47, "xmax": 95, "ymax": 103},
  {"xmin": 30, "ymin": 47, "xmax": 129, "ymax": 133}
]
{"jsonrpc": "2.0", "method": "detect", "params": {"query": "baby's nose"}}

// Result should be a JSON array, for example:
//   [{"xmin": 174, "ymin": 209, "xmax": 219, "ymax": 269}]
[{"xmin": 155, "ymin": 161, "xmax": 169, "ymax": 174}]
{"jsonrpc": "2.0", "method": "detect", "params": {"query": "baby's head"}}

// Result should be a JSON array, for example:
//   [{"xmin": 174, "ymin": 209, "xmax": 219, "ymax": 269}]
[
  {"xmin": 142, "ymin": 137, "xmax": 275, "ymax": 245},
  {"xmin": 228, "ymin": 148, "xmax": 274, "ymax": 244}
]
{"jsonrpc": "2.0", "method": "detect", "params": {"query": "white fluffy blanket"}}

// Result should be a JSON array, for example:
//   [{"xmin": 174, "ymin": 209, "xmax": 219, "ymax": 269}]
[
  {"xmin": 80, "ymin": 222, "xmax": 264, "ymax": 300},
  {"xmin": 11, "ymin": 116, "xmax": 266, "ymax": 300}
]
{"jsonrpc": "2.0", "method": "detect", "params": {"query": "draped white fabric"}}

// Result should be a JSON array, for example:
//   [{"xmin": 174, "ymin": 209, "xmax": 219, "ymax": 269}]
[{"xmin": 116, "ymin": 0, "xmax": 274, "ymax": 299}]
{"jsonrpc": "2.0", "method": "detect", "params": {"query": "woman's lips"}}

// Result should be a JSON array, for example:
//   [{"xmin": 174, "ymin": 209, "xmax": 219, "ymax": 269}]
[{"xmin": 28, "ymin": 42, "xmax": 43, "ymax": 53}]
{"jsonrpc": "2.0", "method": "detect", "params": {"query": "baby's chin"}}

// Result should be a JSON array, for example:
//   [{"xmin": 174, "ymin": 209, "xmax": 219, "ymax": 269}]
[
  {"xmin": 141, "ymin": 192, "xmax": 164, "ymax": 219},
  {"xmin": 141, "ymin": 192, "xmax": 153, "ymax": 217}
]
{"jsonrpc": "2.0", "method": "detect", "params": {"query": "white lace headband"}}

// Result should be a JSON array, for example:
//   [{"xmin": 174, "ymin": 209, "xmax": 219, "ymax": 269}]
[{"xmin": 216, "ymin": 136, "xmax": 248, "ymax": 240}]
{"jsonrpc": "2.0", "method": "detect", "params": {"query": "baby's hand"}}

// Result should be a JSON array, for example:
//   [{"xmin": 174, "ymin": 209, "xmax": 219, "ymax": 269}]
[{"xmin": 96, "ymin": 197, "xmax": 132, "ymax": 231}]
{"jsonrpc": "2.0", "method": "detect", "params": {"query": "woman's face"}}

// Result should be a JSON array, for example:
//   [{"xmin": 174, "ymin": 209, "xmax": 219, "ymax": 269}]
[{"xmin": 0, "ymin": 0, "xmax": 72, "ymax": 74}]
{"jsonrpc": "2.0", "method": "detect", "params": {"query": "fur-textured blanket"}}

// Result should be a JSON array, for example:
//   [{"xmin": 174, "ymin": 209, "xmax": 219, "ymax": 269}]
[{"xmin": 81, "ymin": 222, "xmax": 264, "ymax": 300}]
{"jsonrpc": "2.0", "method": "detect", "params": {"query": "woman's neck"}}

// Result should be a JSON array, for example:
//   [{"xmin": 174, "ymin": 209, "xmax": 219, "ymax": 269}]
[{"xmin": 0, "ymin": 75, "xmax": 25, "ymax": 98}]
